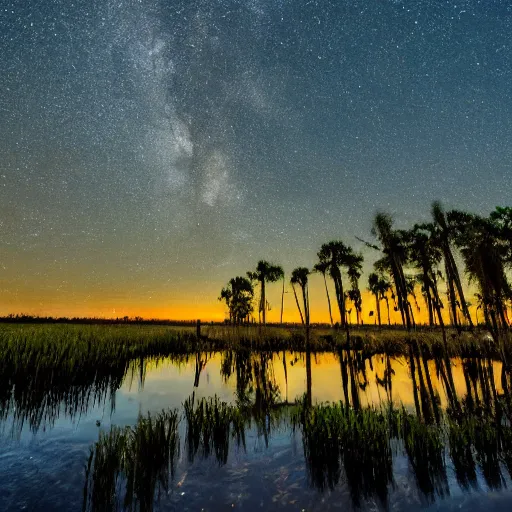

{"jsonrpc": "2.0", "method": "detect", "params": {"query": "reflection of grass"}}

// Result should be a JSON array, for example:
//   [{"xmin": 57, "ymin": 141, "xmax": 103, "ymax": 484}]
[
  {"xmin": 83, "ymin": 409, "xmax": 180, "ymax": 512},
  {"xmin": 184, "ymin": 395, "xmax": 246, "ymax": 465},
  {"xmin": 294, "ymin": 399, "xmax": 394, "ymax": 506},
  {"xmin": 398, "ymin": 409, "xmax": 448, "ymax": 501},
  {"xmin": 81, "ymin": 390, "xmax": 512, "ymax": 510},
  {"xmin": 0, "ymin": 324, "xmax": 194, "ymax": 433},
  {"xmin": 294, "ymin": 399, "xmax": 455, "ymax": 506}
]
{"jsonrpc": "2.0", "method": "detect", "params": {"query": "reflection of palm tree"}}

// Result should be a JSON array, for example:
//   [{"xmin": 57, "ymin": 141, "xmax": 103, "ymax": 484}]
[
  {"xmin": 313, "ymin": 261, "xmax": 334, "ymax": 326},
  {"xmin": 305, "ymin": 349, "xmax": 312, "ymax": 407},
  {"xmin": 193, "ymin": 352, "xmax": 208, "ymax": 387},
  {"xmin": 247, "ymin": 261, "xmax": 284, "ymax": 327}
]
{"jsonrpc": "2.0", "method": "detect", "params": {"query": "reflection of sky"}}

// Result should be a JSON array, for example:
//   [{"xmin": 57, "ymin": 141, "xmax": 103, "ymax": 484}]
[
  {"xmin": 1, "ymin": 1, "xmax": 511, "ymax": 319},
  {"xmin": 1, "ymin": 353, "xmax": 511, "ymax": 510},
  {"xmin": 118, "ymin": 353, "xmax": 505, "ymax": 413}
]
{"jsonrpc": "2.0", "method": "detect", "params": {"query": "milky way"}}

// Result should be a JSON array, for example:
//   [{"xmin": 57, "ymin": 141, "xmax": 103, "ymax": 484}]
[{"xmin": 1, "ymin": 0, "xmax": 511, "ymax": 318}]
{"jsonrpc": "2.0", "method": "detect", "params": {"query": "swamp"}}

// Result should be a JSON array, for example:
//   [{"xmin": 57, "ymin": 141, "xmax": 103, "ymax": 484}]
[{"xmin": 2, "ymin": 323, "xmax": 512, "ymax": 511}]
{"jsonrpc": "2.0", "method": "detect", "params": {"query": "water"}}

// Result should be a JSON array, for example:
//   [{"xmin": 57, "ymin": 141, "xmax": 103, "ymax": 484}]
[{"xmin": 1, "ymin": 350, "xmax": 512, "ymax": 511}]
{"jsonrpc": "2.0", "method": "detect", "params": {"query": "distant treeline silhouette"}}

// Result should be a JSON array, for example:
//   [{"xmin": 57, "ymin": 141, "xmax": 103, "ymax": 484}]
[{"xmin": 0, "ymin": 314, "xmax": 202, "ymax": 326}]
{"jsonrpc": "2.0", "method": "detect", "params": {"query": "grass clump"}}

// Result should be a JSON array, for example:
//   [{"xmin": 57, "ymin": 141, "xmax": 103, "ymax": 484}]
[{"xmin": 83, "ymin": 409, "xmax": 180, "ymax": 512}]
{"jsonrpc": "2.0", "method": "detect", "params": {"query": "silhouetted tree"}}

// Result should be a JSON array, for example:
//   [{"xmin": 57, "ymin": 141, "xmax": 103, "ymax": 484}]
[
  {"xmin": 313, "ymin": 261, "xmax": 334, "ymax": 326},
  {"xmin": 346, "ymin": 253, "xmax": 363, "ymax": 325},
  {"xmin": 290, "ymin": 267, "xmax": 311, "ymax": 328},
  {"xmin": 317, "ymin": 241, "xmax": 362, "ymax": 328},
  {"xmin": 402, "ymin": 224, "xmax": 448, "ymax": 339},
  {"xmin": 372, "ymin": 213, "xmax": 413, "ymax": 330},
  {"xmin": 431, "ymin": 201, "xmax": 473, "ymax": 330},
  {"xmin": 490, "ymin": 206, "xmax": 512, "ymax": 266},
  {"xmin": 247, "ymin": 261, "xmax": 284, "ymax": 327},
  {"xmin": 219, "ymin": 276, "xmax": 254, "ymax": 324},
  {"xmin": 449, "ymin": 210, "xmax": 511, "ymax": 343}
]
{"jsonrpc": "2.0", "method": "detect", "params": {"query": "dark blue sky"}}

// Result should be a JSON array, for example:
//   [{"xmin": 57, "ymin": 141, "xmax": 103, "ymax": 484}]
[{"xmin": 1, "ymin": 0, "xmax": 511, "ymax": 318}]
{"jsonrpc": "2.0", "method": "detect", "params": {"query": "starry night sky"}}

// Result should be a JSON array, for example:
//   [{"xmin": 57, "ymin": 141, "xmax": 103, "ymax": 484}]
[{"xmin": 1, "ymin": 0, "xmax": 511, "ymax": 320}]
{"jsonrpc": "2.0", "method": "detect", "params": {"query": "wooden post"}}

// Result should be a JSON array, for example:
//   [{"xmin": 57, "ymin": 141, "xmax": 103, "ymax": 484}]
[{"xmin": 196, "ymin": 319, "xmax": 201, "ymax": 339}]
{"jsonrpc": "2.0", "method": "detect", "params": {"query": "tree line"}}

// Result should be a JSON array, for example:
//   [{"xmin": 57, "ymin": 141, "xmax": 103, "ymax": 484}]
[{"xmin": 219, "ymin": 202, "xmax": 512, "ymax": 338}]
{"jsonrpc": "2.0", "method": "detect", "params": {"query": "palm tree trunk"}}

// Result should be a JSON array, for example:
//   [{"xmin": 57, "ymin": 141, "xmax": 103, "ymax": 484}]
[
  {"xmin": 306, "ymin": 284, "xmax": 310, "ymax": 327},
  {"xmin": 323, "ymin": 273, "xmax": 334, "ymax": 326},
  {"xmin": 302, "ymin": 284, "xmax": 309, "ymax": 329},
  {"xmin": 432, "ymin": 285, "xmax": 447, "ymax": 349},
  {"xmin": 331, "ymin": 266, "xmax": 346, "ymax": 327},
  {"xmin": 261, "ymin": 279, "xmax": 266, "ymax": 326},
  {"xmin": 375, "ymin": 292, "xmax": 381, "ymax": 326},
  {"xmin": 292, "ymin": 283, "xmax": 305, "ymax": 325},
  {"xmin": 280, "ymin": 277, "xmax": 285, "ymax": 324},
  {"xmin": 385, "ymin": 296, "xmax": 391, "ymax": 325},
  {"xmin": 409, "ymin": 303, "xmax": 416, "ymax": 328},
  {"xmin": 423, "ymin": 268, "xmax": 434, "ymax": 326},
  {"xmin": 445, "ymin": 258, "xmax": 460, "ymax": 331},
  {"xmin": 447, "ymin": 250, "xmax": 474, "ymax": 328},
  {"xmin": 392, "ymin": 259, "xmax": 412, "ymax": 330}
]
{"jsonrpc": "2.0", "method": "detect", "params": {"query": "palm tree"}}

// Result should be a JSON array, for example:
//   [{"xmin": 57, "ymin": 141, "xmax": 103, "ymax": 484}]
[
  {"xmin": 449, "ymin": 210, "xmax": 511, "ymax": 342},
  {"xmin": 317, "ymin": 241, "xmax": 361, "ymax": 328},
  {"xmin": 372, "ymin": 213, "xmax": 413, "ymax": 330},
  {"xmin": 347, "ymin": 253, "xmax": 364, "ymax": 325},
  {"xmin": 402, "ymin": 224, "xmax": 447, "ymax": 338},
  {"xmin": 489, "ymin": 206, "xmax": 512, "ymax": 266},
  {"xmin": 290, "ymin": 267, "xmax": 310, "ymax": 328},
  {"xmin": 405, "ymin": 275, "xmax": 418, "ymax": 328},
  {"xmin": 247, "ymin": 260, "xmax": 284, "ymax": 327},
  {"xmin": 219, "ymin": 276, "xmax": 254, "ymax": 325},
  {"xmin": 372, "ymin": 258, "xmax": 394, "ymax": 325},
  {"xmin": 431, "ymin": 201, "xmax": 473, "ymax": 330},
  {"xmin": 313, "ymin": 261, "xmax": 334, "ymax": 326}
]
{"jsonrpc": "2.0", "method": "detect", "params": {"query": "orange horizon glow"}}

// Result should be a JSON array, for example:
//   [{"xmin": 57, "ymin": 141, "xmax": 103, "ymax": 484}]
[{"xmin": 0, "ymin": 275, "xmax": 481, "ymax": 326}]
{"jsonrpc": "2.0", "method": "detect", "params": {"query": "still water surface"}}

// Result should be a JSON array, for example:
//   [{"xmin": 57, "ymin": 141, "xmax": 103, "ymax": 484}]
[{"xmin": 1, "ymin": 351, "xmax": 512, "ymax": 511}]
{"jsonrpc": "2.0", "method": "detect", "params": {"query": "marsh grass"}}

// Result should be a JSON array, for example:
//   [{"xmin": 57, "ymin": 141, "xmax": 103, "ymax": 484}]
[
  {"xmin": 0, "ymin": 324, "xmax": 197, "ymax": 433},
  {"xmin": 83, "ymin": 409, "xmax": 180, "ymax": 512}
]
